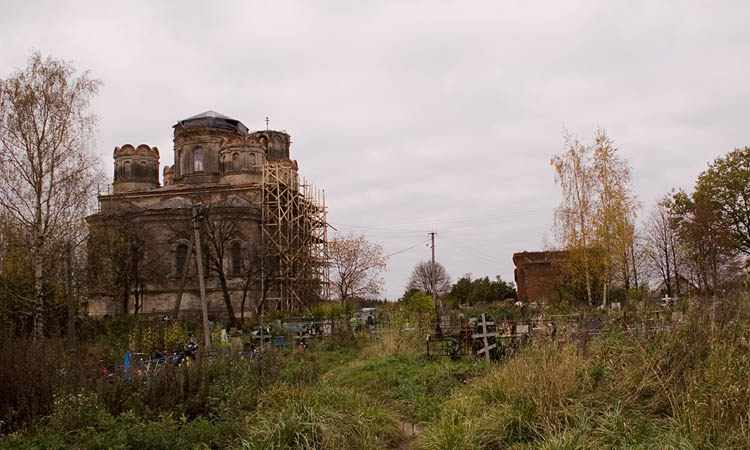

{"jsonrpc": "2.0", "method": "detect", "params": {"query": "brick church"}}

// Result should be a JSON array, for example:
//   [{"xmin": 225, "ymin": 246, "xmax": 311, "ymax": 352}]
[{"xmin": 86, "ymin": 111, "xmax": 327, "ymax": 320}]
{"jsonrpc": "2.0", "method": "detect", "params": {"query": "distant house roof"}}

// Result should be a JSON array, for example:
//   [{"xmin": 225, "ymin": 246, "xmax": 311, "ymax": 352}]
[{"xmin": 174, "ymin": 110, "xmax": 249, "ymax": 136}]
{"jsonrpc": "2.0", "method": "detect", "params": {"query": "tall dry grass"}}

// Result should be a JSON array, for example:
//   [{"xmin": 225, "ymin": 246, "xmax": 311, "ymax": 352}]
[
  {"xmin": 359, "ymin": 328, "xmax": 426, "ymax": 359},
  {"xmin": 415, "ymin": 293, "xmax": 750, "ymax": 449}
]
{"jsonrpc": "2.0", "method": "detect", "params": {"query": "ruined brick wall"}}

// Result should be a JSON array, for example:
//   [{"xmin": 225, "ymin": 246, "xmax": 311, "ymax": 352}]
[{"xmin": 513, "ymin": 251, "xmax": 566, "ymax": 303}]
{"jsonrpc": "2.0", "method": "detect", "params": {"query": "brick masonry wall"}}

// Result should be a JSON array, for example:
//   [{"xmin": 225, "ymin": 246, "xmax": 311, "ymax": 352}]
[{"xmin": 513, "ymin": 251, "xmax": 566, "ymax": 303}]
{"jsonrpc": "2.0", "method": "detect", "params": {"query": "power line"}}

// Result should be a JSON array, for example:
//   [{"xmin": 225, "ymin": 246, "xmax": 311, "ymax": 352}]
[
  {"xmin": 384, "ymin": 238, "xmax": 430, "ymax": 258},
  {"xmin": 330, "ymin": 207, "xmax": 549, "ymax": 234},
  {"xmin": 439, "ymin": 234, "xmax": 507, "ymax": 265}
]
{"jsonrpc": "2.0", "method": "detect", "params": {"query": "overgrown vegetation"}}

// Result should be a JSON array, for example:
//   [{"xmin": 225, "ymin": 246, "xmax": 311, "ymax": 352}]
[
  {"xmin": 0, "ymin": 337, "xmax": 377, "ymax": 449},
  {"xmin": 331, "ymin": 355, "xmax": 487, "ymax": 423},
  {"xmin": 4, "ymin": 293, "xmax": 750, "ymax": 449},
  {"xmin": 415, "ymin": 294, "xmax": 750, "ymax": 449}
]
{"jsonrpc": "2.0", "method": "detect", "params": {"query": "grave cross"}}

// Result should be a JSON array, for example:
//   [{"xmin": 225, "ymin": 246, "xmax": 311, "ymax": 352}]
[{"xmin": 475, "ymin": 313, "xmax": 499, "ymax": 361}]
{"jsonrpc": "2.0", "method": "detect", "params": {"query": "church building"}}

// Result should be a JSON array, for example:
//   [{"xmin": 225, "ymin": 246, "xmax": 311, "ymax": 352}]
[{"xmin": 86, "ymin": 111, "xmax": 327, "ymax": 321}]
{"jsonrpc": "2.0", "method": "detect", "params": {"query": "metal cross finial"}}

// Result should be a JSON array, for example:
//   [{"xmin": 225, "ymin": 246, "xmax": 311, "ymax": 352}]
[{"xmin": 265, "ymin": 117, "xmax": 269, "ymax": 130}]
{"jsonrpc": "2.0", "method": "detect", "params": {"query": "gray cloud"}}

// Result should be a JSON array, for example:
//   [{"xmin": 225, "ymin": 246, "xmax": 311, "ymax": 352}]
[{"xmin": 2, "ymin": 0, "xmax": 749, "ymax": 299}]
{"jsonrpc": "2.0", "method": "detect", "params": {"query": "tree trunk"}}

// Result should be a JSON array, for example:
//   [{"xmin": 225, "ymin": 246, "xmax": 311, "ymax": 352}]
[
  {"xmin": 670, "ymin": 237, "xmax": 681, "ymax": 296},
  {"xmin": 665, "ymin": 250, "xmax": 673, "ymax": 298},
  {"xmin": 66, "ymin": 243, "xmax": 75, "ymax": 347},
  {"xmin": 217, "ymin": 271, "xmax": 239, "ymax": 328},
  {"xmin": 121, "ymin": 285, "xmax": 130, "ymax": 314},
  {"xmin": 32, "ymin": 242, "xmax": 44, "ymax": 340},
  {"xmin": 631, "ymin": 244, "xmax": 639, "ymax": 289},
  {"xmin": 240, "ymin": 288, "xmax": 248, "ymax": 328},
  {"xmin": 134, "ymin": 284, "xmax": 142, "ymax": 315}
]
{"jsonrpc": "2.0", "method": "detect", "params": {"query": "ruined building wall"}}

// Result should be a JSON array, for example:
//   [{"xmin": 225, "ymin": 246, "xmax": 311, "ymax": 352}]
[{"xmin": 513, "ymin": 251, "xmax": 566, "ymax": 303}]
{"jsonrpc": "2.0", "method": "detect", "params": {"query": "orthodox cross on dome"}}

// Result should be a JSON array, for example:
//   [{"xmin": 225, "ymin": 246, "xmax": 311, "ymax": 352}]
[{"xmin": 265, "ymin": 117, "xmax": 269, "ymax": 131}]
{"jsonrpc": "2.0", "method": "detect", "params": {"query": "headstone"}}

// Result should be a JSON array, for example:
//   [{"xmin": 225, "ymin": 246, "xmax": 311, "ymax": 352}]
[
  {"xmin": 516, "ymin": 324, "xmax": 529, "ymax": 334},
  {"xmin": 671, "ymin": 311, "xmax": 683, "ymax": 322}
]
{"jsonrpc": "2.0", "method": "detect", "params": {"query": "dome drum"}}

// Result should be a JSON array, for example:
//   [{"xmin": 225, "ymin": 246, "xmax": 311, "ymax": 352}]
[{"xmin": 113, "ymin": 144, "xmax": 160, "ymax": 193}]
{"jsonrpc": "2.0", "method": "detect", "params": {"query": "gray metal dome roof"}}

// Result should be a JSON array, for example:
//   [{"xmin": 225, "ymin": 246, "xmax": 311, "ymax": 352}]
[{"xmin": 175, "ymin": 110, "xmax": 248, "ymax": 136}]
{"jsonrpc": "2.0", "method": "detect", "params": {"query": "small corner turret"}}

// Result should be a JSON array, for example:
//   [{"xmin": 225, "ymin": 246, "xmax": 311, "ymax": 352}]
[
  {"xmin": 112, "ymin": 144, "xmax": 160, "ymax": 193},
  {"xmin": 249, "ymin": 130, "xmax": 291, "ymax": 160}
]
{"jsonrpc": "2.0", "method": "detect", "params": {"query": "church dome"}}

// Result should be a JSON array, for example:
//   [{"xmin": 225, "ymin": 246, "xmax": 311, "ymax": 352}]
[{"xmin": 174, "ymin": 110, "xmax": 248, "ymax": 136}]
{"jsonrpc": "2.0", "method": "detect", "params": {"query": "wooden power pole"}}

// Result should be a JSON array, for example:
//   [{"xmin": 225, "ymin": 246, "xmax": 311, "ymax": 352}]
[
  {"xmin": 429, "ymin": 231, "xmax": 440, "ymax": 330},
  {"xmin": 429, "ymin": 232, "xmax": 436, "ymax": 297}
]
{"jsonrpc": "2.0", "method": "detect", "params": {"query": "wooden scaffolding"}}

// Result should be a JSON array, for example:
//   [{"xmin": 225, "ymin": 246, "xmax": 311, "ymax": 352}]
[{"xmin": 261, "ymin": 162, "xmax": 329, "ymax": 310}]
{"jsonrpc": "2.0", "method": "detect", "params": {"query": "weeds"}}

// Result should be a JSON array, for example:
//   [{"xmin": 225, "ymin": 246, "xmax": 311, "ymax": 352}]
[
  {"xmin": 237, "ymin": 384, "xmax": 400, "ymax": 450},
  {"xmin": 415, "ymin": 294, "xmax": 750, "ymax": 449},
  {"xmin": 7, "ymin": 294, "xmax": 750, "ymax": 449}
]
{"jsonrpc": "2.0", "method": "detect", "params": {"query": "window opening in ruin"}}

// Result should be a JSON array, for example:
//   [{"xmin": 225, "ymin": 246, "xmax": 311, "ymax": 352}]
[
  {"xmin": 231, "ymin": 242, "xmax": 242, "ymax": 275},
  {"xmin": 232, "ymin": 153, "xmax": 239, "ymax": 171},
  {"xmin": 194, "ymin": 147, "xmax": 204, "ymax": 172},
  {"xmin": 180, "ymin": 149, "xmax": 189, "ymax": 175},
  {"xmin": 176, "ymin": 243, "xmax": 188, "ymax": 275},
  {"xmin": 124, "ymin": 161, "xmax": 131, "ymax": 178}
]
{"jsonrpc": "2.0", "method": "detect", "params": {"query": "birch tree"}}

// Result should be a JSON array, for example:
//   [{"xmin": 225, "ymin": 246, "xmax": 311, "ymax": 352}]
[
  {"xmin": 0, "ymin": 52, "xmax": 100, "ymax": 338},
  {"xmin": 551, "ymin": 129, "xmax": 638, "ymax": 306},
  {"xmin": 551, "ymin": 132, "xmax": 596, "ymax": 305},
  {"xmin": 591, "ymin": 129, "xmax": 638, "ymax": 307}
]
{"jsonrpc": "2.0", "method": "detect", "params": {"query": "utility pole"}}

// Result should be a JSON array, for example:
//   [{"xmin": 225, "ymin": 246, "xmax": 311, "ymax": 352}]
[
  {"xmin": 429, "ymin": 231, "xmax": 436, "ymax": 297},
  {"xmin": 193, "ymin": 205, "xmax": 211, "ymax": 350},
  {"xmin": 429, "ymin": 231, "xmax": 441, "ymax": 333}
]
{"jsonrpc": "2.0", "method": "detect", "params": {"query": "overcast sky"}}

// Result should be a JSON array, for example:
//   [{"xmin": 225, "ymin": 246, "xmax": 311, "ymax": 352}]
[{"xmin": 2, "ymin": 1, "xmax": 749, "ymax": 299}]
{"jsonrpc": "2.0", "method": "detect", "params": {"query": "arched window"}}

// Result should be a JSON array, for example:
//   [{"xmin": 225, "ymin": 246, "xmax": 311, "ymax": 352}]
[
  {"xmin": 231, "ymin": 242, "xmax": 242, "ymax": 276},
  {"xmin": 250, "ymin": 153, "xmax": 257, "ymax": 167},
  {"xmin": 176, "ymin": 244, "xmax": 188, "ymax": 275},
  {"xmin": 181, "ymin": 149, "xmax": 190, "ymax": 175},
  {"xmin": 194, "ymin": 147, "xmax": 203, "ymax": 172},
  {"xmin": 124, "ymin": 161, "xmax": 131, "ymax": 178},
  {"xmin": 232, "ymin": 153, "xmax": 240, "ymax": 171}
]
